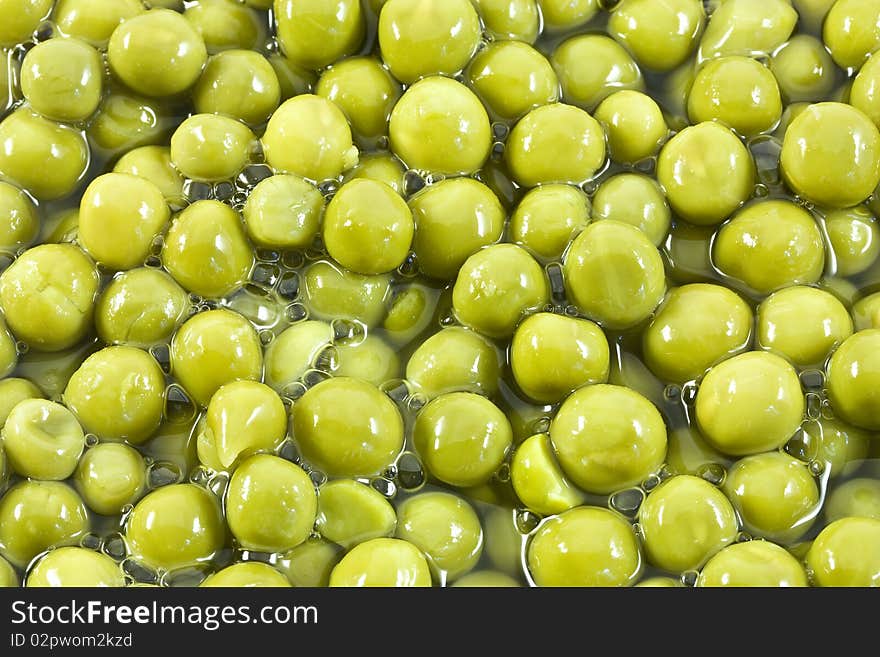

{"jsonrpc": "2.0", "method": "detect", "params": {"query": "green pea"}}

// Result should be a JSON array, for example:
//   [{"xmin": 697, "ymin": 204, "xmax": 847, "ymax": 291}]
[
  {"xmin": 183, "ymin": 0, "xmax": 265, "ymax": 54},
  {"xmin": 0, "ymin": 181, "xmax": 38, "ymax": 252},
  {"xmin": 108, "ymin": 9, "xmax": 207, "ymax": 97},
  {"xmin": 268, "ymin": 54, "xmax": 316, "ymax": 100},
  {"xmin": 329, "ymin": 537, "xmax": 431, "ymax": 587},
  {"xmin": 826, "ymin": 329, "xmax": 880, "ymax": 431},
  {"xmin": 552, "ymin": 34, "xmax": 643, "ymax": 112},
  {"xmin": 697, "ymin": 541, "xmax": 808, "ymax": 587},
  {"xmin": 665, "ymin": 426, "xmax": 726, "ymax": 477},
  {"xmin": 0, "ymin": 316, "xmax": 15, "ymax": 379},
  {"xmin": 275, "ymin": 0, "xmax": 363, "ymax": 70},
  {"xmin": 413, "ymin": 392, "xmax": 512, "ymax": 488},
  {"xmin": 170, "ymin": 113, "xmax": 255, "ymax": 182},
  {"xmin": 333, "ymin": 335, "xmax": 400, "ymax": 386},
  {"xmin": 53, "ymin": 0, "xmax": 145, "ymax": 48},
  {"xmin": 0, "ymin": 0, "xmax": 52, "ymax": 47},
  {"xmin": 473, "ymin": 0, "xmax": 539, "ymax": 42},
  {"xmin": 0, "ymin": 378, "xmax": 44, "ymax": 429},
  {"xmin": 170, "ymin": 309, "xmax": 263, "ymax": 407},
  {"xmin": 854, "ymin": 292, "xmax": 880, "ymax": 331},
  {"xmin": 550, "ymin": 384, "xmax": 667, "ymax": 494},
  {"xmin": 698, "ymin": 0, "xmax": 796, "ymax": 61},
  {"xmin": 302, "ymin": 261, "xmax": 391, "ymax": 327},
  {"xmin": 826, "ymin": 478, "xmax": 880, "ymax": 523},
  {"xmin": 608, "ymin": 0, "xmax": 704, "ymax": 72},
  {"xmin": 792, "ymin": 0, "xmax": 837, "ymax": 34},
  {"xmin": 21, "ymin": 37, "xmax": 102, "ymax": 122},
  {"xmin": 27, "ymin": 547, "xmax": 124, "ymax": 587},
  {"xmin": 592, "ymin": 174, "xmax": 670, "ymax": 246},
  {"xmin": 113, "ymin": 146, "xmax": 186, "ymax": 209},
  {"xmin": 87, "ymin": 90, "xmax": 173, "ymax": 158},
  {"xmin": 279, "ymin": 538, "xmax": 343, "ymax": 587},
  {"xmin": 509, "ymin": 189, "xmax": 589, "ymax": 269},
  {"xmin": 801, "ymin": 418, "xmax": 871, "ymax": 480},
  {"xmin": 0, "ymin": 480, "xmax": 89, "ymax": 568},
  {"xmin": 292, "ymin": 377, "xmax": 404, "ymax": 477},
  {"xmin": 852, "ymin": 53, "xmax": 880, "ymax": 130},
  {"xmin": 636, "ymin": 577, "xmax": 681, "ymax": 588},
  {"xmin": 264, "ymin": 321, "xmax": 332, "ymax": 392},
  {"xmin": 74, "ymin": 443, "xmax": 146, "ymax": 516},
  {"xmin": 771, "ymin": 35, "xmax": 836, "ymax": 104},
  {"xmin": 193, "ymin": 50, "xmax": 281, "ymax": 126},
  {"xmin": 657, "ymin": 121, "xmax": 755, "ymax": 226},
  {"xmin": 452, "ymin": 570, "xmax": 520, "ymax": 587},
  {"xmin": 594, "ymin": 91, "xmax": 668, "ymax": 165},
  {"xmin": 823, "ymin": 0, "xmax": 880, "ymax": 71},
  {"xmin": 409, "ymin": 178, "xmax": 505, "ymax": 280},
  {"xmin": 0, "ymin": 555, "xmax": 17, "ymax": 587},
  {"xmin": 806, "ymin": 517, "xmax": 880, "ymax": 586},
  {"xmin": 538, "ymin": 0, "xmax": 598, "ymax": 31},
  {"xmin": 2, "ymin": 398, "xmax": 84, "ymax": 480},
  {"xmin": 226, "ymin": 454, "xmax": 316, "ymax": 552},
  {"xmin": 825, "ymin": 206, "xmax": 880, "ymax": 276},
  {"xmin": 527, "ymin": 506, "xmax": 641, "ymax": 587},
  {"xmin": 389, "ymin": 77, "xmax": 490, "ymax": 176},
  {"xmin": 201, "ymin": 562, "xmax": 290, "ymax": 587},
  {"xmin": 406, "ymin": 327, "xmax": 500, "ymax": 400},
  {"xmin": 242, "ymin": 174, "xmax": 323, "ymax": 249},
  {"xmin": 343, "ymin": 152, "xmax": 406, "ymax": 195},
  {"xmin": 511, "ymin": 433, "xmax": 585, "ymax": 516},
  {"xmin": 317, "ymin": 479, "xmax": 396, "ymax": 549}
]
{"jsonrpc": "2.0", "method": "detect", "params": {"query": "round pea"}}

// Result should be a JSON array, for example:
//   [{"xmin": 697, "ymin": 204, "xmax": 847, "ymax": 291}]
[
  {"xmin": 854, "ymin": 292, "xmax": 880, "ymax": 331},
  {"xmin": 279, "ymin": 538, "xmax": 343, "ymax": 588},
  {"xmin": 511, "ymin": 433, "xmax": 585, "ymax": 516},
  {"xmin": 636, "ymin": 577, "xmax": 681, "ymax": 588},
  {"xmin": 0, "ymin": 0, "xmax": 52, "ymax": 47},
  {"xmin": 108, "ymin": 9, "xmax": 207, "ymax": 97},
  {"xmin": 2, "ymin": 398, "xmax": 84, "ymax": 480},
  {"xmin": 333, "ymin": 335, "xmax": 400, "ymax": 386},
  {"xmin": 852, "ymin": 53, "xmax": 880, "ymax": 130},
  {"xmin": 329, "ymin": 537, "xmax": 431, "ymax": 587},
  {"xmin": 413, "ymin": 392, "xmax": 512, "ymax": 488},
  {"xmin": 263, "ymin": 321, "xmax": 332, "ymax": 392},
  {"xmin": 713, "ymin": 200, "xmax": 825, "ymax": 294},
  {"xmin": 268, "ymin": 54, "xmax": 316, "ymax": 100},
  {"xmin": 0, "ymin": 481, "xmax": 89, "ymax": 568},
  {"xmin": 193, "ymin": 50, "xmax": 280, "ymax": 126},
  {"xmin": 201, "ymin": 562, "xmax": 290, "ymax": 587},
  {"xmin": 226, "ymin": 454, "xmax": 316, "ymax": 552},
  {"xmin": 801, "ymin": 417, "xmax": 871, "ymax": 480},
  {"xmin": 771, "ymin": 35, "xmax": 836, "ymax": 103},
  {"xmin": 806, "ymin": 517, "xmax": 880, "ymax": 586},
  {"xmin": 696, "ymin": 351, "xmax": 804, "ymax": 456},
  {"xmin": 657, "ymin": 121, "xmax": 755, "ymax": 226},
  {"xmin": 21, "ymin": 37, "xmax": 102, "ymax": 122},
  {"xmin": 170, "ymin": 309, "xmax": 263, "ymax": 407},
  {"xmin": 608, "ymin": 0, "xmax": 704, "ymax": 72},
  {"xmin": 0, "ymin": 378, "xmax": 44, "ymax": 429},
  {"xmin": 698, "ymin": 541, "xmax": 808, "ymax": 587},
  {"xmin": 293, "ymin": 377, "xmax": 404, "ymax": 477},
  {"xmin": 53, "ymin": 0, "xmax": 144, "ymax": 48},
  {"xmin": 823, "ymin": 0, "xmax": 880, "ymax": 71},
  {"xmin": 316, "ymin": 479, "xmax": 396, "ymax": 549},
  {"xmin": 0, "ymin": 108, "xmax": 89, "ymax": 201},
  {"xmin": 183, "ymin": 0, "xmax": 265, "ymax": 54},
  {"xmin": 0, "ymin": 317, "xmax": 15, "ymax": 379},
  {"xmin": 113, "ymin": 146, "xmax": 186, "ymax": 209},
  {"xmin": 262, "ymin": 94, "xmax": 359, "ymax": 181},
  {"xmin": 793, "ymin": 0, "xmax": 837, "ymax": 34},
  {"xmin": 527, "ymin": 506, "xmax": 641, "ymax": 587},
  {"xmin": 343, "ymin": 152, "xmax": 405, "ymax": 195},
  {"xmin": 552, "ymin": 34, "xmax": 643, "ymax": 112},
  {"xmin": 452, "ymin": 571, "xmax": 520, "ymax": 587},
  {"xmin": 389, "ymin": 77, "xmax": 490, "ymax": 176},
  {"xmin": 509, "ymin": 184, "xmax": 589, "ymax": 261},
  {"xmin": 592, "ymin": 174, "xmax": 671, "ymax": 246},
  {"xmin": 564, "ymin": 220, "xmax": 666, "ymax": 330},
  {"xmin": 538, "ymin": 0, "xmax": 598, "ymax": 31},
  {"xmin": 0, "ymin": 244, "xmax": 99, "ymax": 351},
  {"xmin": 473, "ymin": 0, "xmax": 538, "ymax": 42},
  {"xmin": 0, "ymin": 555, "xmax": 17, "ymax": 587},
  {"xmin": 452, "ymin": 244, "xmax": 549, "ymax": 338},
  {"xmin": 825, "ymin": 206, "xmax": 880, "ymax": 276},
  {"xmin": 550, "ymin": 384, "xmax": 667, "ymax": 494},
  {"xmin": 826, "ymin": 478, "xmax": 880, "ymax": 522},
  {"xmin": 275, "ymin": 0, "xmax": 363, "ymax": 70},
  {"xmin": 301, "ymin": 261, "xmax": 390, "ymax": 327},
  {"xmin": 0, "ymin": 181, "xmax": 38, "ymax": 252},
  {"xmin": 781, "ymin": 102, "xmax": 880, "ymax": 208},
  {"xmin": 698, "ymin": 0, "xmax": 797, "ymax": 61},
  {"xmin": 27, "ymin": 547, "xmax": 124, "ymax": 587},
  {"xmin": 126, "ymin": 484, "xmax": 225, "ymax": 571},
  {"xmin": 87, "ymin": 90, "xmax": 172, "ymax": 157},
  {"xmin": 409, "ymin": 178, "xmax": 505, "ymax": 280},
  {"xmin": 242, "ymin": 174, "xmax": 323, "ymax": 249},
  {"xmin": 323, "ymin": 179, "xmax": 414, "ymax": 275},
  {"xmin": 74, "ymin": 443, "xmax": 146, "ymax": 516},
  {"xmin": 170, "ymin": 113, "xmax": 255, "ymax": 182},
  {"xmin": 826, "ymin": 329, "xmax": 880, "ymax": 431},
  {"xmin": 406, "ymin": 327, "xmax": 500, "ymax": 400},
  {"xmin": 594, "ymin": 91, "xmax": 668, "ymax": 165}
]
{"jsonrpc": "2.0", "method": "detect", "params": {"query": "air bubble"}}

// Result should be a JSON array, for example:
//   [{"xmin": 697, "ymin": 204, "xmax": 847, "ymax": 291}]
[
  {"xmin": 491, "ymin": 142, "xmax": 505, "ymax": 161},
  {"xmin": 148, "ymin": 461, "xmax": 183, "ymax": 488},
  {"xmin": 309, "ymin": 470, "xmax": 327, "ymax": 487},
  {"xmin": 213, "ymin": 181, "xmax": 235, "ymax": 200},
  {"xmin": 736, "ymin": 531, "xmax": 752, "ymax": 543},
  {"xmin": 663, "ymin": 384, "xmax": 682, "ymax": 401},
  {"xmin": 285, "ymin": 302, "xmax": 308, "ymax": 323},
  {"xmin": 404, "ymin": 170, "xmax": 427, "ymax": 196},
  {"xmin": 681, "ymin": 381, "xmax": 699, "ymax": 405},
  {"xmin": 251, "ymin": 262, "xmax": 280, "ymax": 287},
  {"xmin": 785, "ymin": 428, "xmax": 816, "ymax": 463},
  {"xmin": 161, "ymin": 566, "xmax": 208, "ymax": 588},
  {"xmin": 164, "ymin": 384, "xmax": 197, "ymax": 424},
  {"xmin": 149, "ymin": 234, "xmax": 164, "ymax": 256},
  {"xmin": 259, "ymin": 330, "xmax": 274, "ymax": 346},
  {"xmin": 85, "ymin": 433, "xmax": 99, "ymax": 448},
  {"xmin": 184, "ymin": 180, "xmax": 212, "ymax": 202},
  {"xmin": 302, "ymin": 368, "xmax": 331, "ymax": 388},
  {"xmin": 189, "ymin": 466, "xmax": 212, "ymax": 486},
  {"xmin": 642, "ymin": 473, "xmax": 662, "ymax": 491},
  {"xmin": 698, "ymin": 463, "xmax": 727, "ymax": 486},
  {"xmin": 80, "ymin": 533, "xmax": 102, "ymax": 550},
  {"xmin": 150, "ymin": 344, "xmax": 171, "ymax": 374},
  {"xmin": 34, "ymin": 22, "xmax": 54, "ymax": 41},
  {"xmin": 277, "ymin": 440, "xmax": 300, "ymax": 463},
  {"xmin": 281, "ymin": 250, "xmax": 305, "ymax": 269},
  {"xmin": 318, "ymin": 179, "xmax": 339, "ymax": 198},
  {"xmin": 380, "ymin": 379, "xmax": 411, "ymax": 404},
  {"xmin": 396, "ymin": 452, "xmax": 425, "ymax": 491},
  {"xmin": 492, "ymin": 122, "xmax": 509, "ymax": 141},
  {"xmin": 281, "ymin": 381, "xmax": 308, "ymax": 401},
  {"xmin": 806, "ymin": 392, "xmax": 822, "ymax": 421},
  {"xmin": 122, "ymin": 558, "xmax": 157, "ymax": 585},
  {"xmin": 809, "ymin": 460, "xmax": 826, "ymax": 476},
  {"xmin": 799, "ymin": 369, "xmax": 824, "ymax": 390},
  {"xmin": 238, "ymin": 164, "xmax": 273, "ymax": 188},
  {"xmin": 397, "ymin": 252, "xmax": 419, "ymax": 278},
  {"xmin": 144, "ymin": 254, "xmax": 162, "ymax": 268},
  {"xmin": 495, "ymin": 462, "xmax": 511, "ymax": 483},
  {"xmin": 531, "ymin": 416, "xmax": 551, "ymax": 435},
  {"xmin": 102, "ymin": 534, "xmax": 127, "ymax": 561},
  {"xmin": 407, "ymin": 392, "xmax": 428, "ymax": 413},
  {"xmin": 314, "ymin": 344, "xmax": 339, "ymax": 373},
  {"xmin": 546, "ymin": 263, "xmax": 566, "ymax": 300},
  {"xmin": 681, "ymin": 570, "xmax": 699, "ymax": 587},
  {"xmin": 208, "ymin": 472, "xmax": 229, "ymax": 498},
  {"xmin": 633, "ymin": 156, "xmax": 656, "ymax": 175},
  {"xmin": 331, "ymin": 318, "xmax": 366, "ymax": 345},
  {"xmin": 371, "ymin": 477, "xmax": 397, "ymax": 498},
  {"xmin": 515, "ymin": 509, "xmax": 541, "ymax": 534},
  {"xmin": 609, "ymin": 488, "xmax": 645, "ymax": 517},
  {"xmin": 277, "ymin": 271, "xmax": 299, "ymax": 300}
]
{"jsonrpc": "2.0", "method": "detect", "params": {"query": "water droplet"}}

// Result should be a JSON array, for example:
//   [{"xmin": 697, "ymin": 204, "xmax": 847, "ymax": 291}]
[
  {"xmin": 164, "ymin": 384, "xmax": 196, "ymax": 424},
  {"xmin": 609, "ymin": 488, "xmax": 645, "ymax": 517},
  {"xmin": 681, "ymin": 381, "xmax": 699, "ymax": 405},
  {"xmin": 698, "ymin": 463, "xmax": 727, "ymax": 486},
  {"xmin": 396, "ymin": 452, "xmax": 425, "ymax": 491},
  {"xmin": 515, "ymin": 509, "xmax": 541, "ymax": 534},
  {"xmin": 150, "ymin": 344, "xmax": 171, "ymax": 374},
  {"xmin": 102, "ymin": 534, "xmax": 127, "ymax": 561},
  {"xmin": 84, "ymin": 433, "xmax": 99, "ymax": 448},
  {"xmin": 148, "ymin": 461, "xmax": 182, "ymax": 488},
  {"xmin": 809, "ymin": 460, "xmax": 826, "ymax": 476},
  {"xmin": 404, "ymin": 170, "xmax": 426, "ymax": 196},
  {"xmin": 371, "ymin": 477, "xmax": 397, "ymax": 498}
]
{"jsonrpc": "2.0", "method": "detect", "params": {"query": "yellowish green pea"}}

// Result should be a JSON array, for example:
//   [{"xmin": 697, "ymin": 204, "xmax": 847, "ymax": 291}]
[
  {"xmin": 0, "ymin": 378, "xmax": 44, "ymax": 429},
  {"xmin": 636, "ymin": 577, "xmax": 681, "ymax": 588},
  {"xmin": 591, "ymin": 174, "xmax": 671, "ymax": 246},
  {"xmin": 268, "ymin": 54, "xmax": 316, "ymax": 100},
  {"xmin": 792, "ymin": 0, "xmax": 837, "ymax": 34},
  {"xmin": 0, "ymin": 180, "xmax": 38, "ymax": 252},
  {"xmin": 594, "ymin": 90, "xmax": 668, "ymax": 164},
  {"xmin": 0, "ymin": 0, "xmax": 52, "ymax": 47},
  {"xmin": 698, "ymin": 0, "xmax": 797, "ymax": 61},
  {"xmin": 852, "ymin": 52, "xmax": 880, "ymax": 131},
  {"xmin": 511, "ymin": 433, "xmax": 586, "ymax": 516},
  {"xmin": 192, "ymin": 50, "xmax": 281, "ymax": 126},
  {"xmin": 697, "ymin": 541, "xmax": 808, "ymax": 587},
  {"xmin": 263, "ymin": 320, "xmax": 332, "ymax": 392},
  {"xmin": 74, "ymin": 443, "xmax": 146, "ymax": 516},
  {"xmin": 608, "ymin": 0, "xmax": 705, "ymax": 72},
  {"xmin": 275, "ymin": 0, "xmax": 363, "ymax": 70},
  {"xmin": 538, "ymin": 0, "xmax": 598, "ymax": 31},
  {"xmin": 801, "ymin": 418, "xmax": 871, "ymax": 480},
  {"xmin": 27, "ymin": 547, "xmax": 124, "ymax": 587},
  {"xmin": 343, "ymin": 152, "xmax": 405, "ymax": 195},
  {"xmin": 87, "ymin": 90, "xmax": 173, "ymax": 158},
  {"xmin": 826, "ymin": 478, "xmax": 880, "ymax": 523},
  {"xmin": 301, "ymin": 261, "xmax": 391, "ymax": 328},
  {"xmin": 333, "ymin": 335, "xmax": 400, "ymax": 386},
  {"xmin": 2, "ymin": 398, "xmax": 84, "ymax": 480},
  {"xmin": 452, "ymin": 570, "xmax": 520, "ymax": 587},
  {"xmin": 825, "ymin": 206, "xmax": 880, "ymax": 276},
  {"xmin": 853, "ymin": 292, "xmax": 880, "ymax": 330},
  {"xmin": 806, "ymin": 517, "xmax": 880, "ymax": 586},
  {"xmin": 183, "ymin": 0, "xmax": 265, "ymax": 54},
  {"xmin": 826, "ymin": 329, "xmax": 880, "ymax": 431},
  {"xmin": 279, "ymin": 538, "xmax": 343, "ymax": 587},
  {"xmin": 242, "ymin": 174, "xmax": 323, "ymax": 249},
  {"xmin": 382, "ymin": 285, "xmax": 437, "ymax": 347},
  {"xmin": 0, "ymin": 555, "xmax": 17, "ymax": 587},
  {"xmin": 200, "ymin": 562, "xmax": 291, "ymax": 587},
  {"xmin": 823, "ymin": 0, "xmax": 880, "ymax": 71},
  {"xmin": 53, "ymin": 0, "xmax": 145, "ymax": 48},
  {"xmin": 405, "ymin": 327, "xmax": 500, "ymax": 400},
  {"xmin": 20, "ymin": 37, "xmax": 103, "ymax": 122},
  {"xmin": 113, "ymin": 146, "xmax": 186, "ymax": 209},
  {"xmin": 170, "ymin": 113, "xmax": 255, "ymax": 182},
  {"xmin": 329, "ymin": 537, "xmax": 432, "ymax": 587},
  {"xmin": 0, "ymin": 316, "xmax": 15, "ymax": 379},
  {"xmin": 316, "ymin": 479, "xmax": 396, "ymax": 549},
  {"xmin": 472, "ymin": 0, "xmax": 539, "ymax": 42},
  {"xmin": 771, "ymin": 35, "xmax": 836, "ymax": 103},
  {"xmin": 509, "ymin": 184, "xmax": 589, "ymax": 261}
]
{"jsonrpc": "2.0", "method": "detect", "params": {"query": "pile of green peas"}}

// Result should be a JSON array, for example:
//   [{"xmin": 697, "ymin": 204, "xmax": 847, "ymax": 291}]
[{"xmin": 0, "ymin": 0, "xmax": 879, "ymax": 588}]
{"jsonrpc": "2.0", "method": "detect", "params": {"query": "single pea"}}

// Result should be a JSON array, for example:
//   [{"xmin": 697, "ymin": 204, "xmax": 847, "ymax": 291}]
[
  {"xmin": 527, "ymin": 506, "xmax": 641, "ymax": 587},
  {"xmin": 801, "ymin": 418, "xmax": 871, "ymax": 480},
  {"xmin": 279, "ymin": 538, "xmax": 343, "ymax": 587},
  {"xmin": 41, "ymin": 208, "xmax": 79, "ymax": 245},
  {"xmin": 537, "ymin": 0, "xmax": 598, "ymax": 31},
  {"xmin": 509, "ymin": 184, "xmax": 589, "ymax": 261},
  {"xmin": 87, "ymin": 89, "xmax": 173, "ymax": 157},
  {"xmin": 329, "ymin": 537, "xmax": 431, "ymax": 587},
  {"xmin": 74, "ymin": 443, "xmax": 146, "ymax": 516},
  {"xmin": 594, "ymin": 91, "xmax": 668, "ymax": 165},
  {"xmin": 396, "ymin": 492, "xmax": 483, "ymax": 582},
  {"xmin": 698, "ymin": 541, "xmax": 808, "ymax": 587},
  {"xmin": 126, "ymin": 484, "xmax": 225, "ymax": 571},
  {"xmin": 292, "ymin": 377, "xmax": 404, "ymax": 477},
  {"xmin": 511, "ymin": 313, "xmax": 609, "ymax": 403},
  {"xmin": 639, "ymin": 475, "xmax": 738, "ymax": 572},
  {"xmin": 472, "ymin": 0, "xmax": 539, "ymax": 42},
  {"xmin": 323, "ymin": 179, "xmax": 414, "ymax": 275},
  {"xmin": 511, "ymin": 433, "xmax": 585, "ymax": 516},
  {"xmin": 262, "ymin": 95, "xmax": 359, "ymax": 181},
  {"xmin": 452, "ymin": 244, "xmax": 549, "ymax": 339},
  {"xmin": 302, "ymin": 261, "xmax": 391, "ymax": 327},
  {"xmin": 643, "ymin": 284, "xmax": 752, "ymax": 384},
  {"xmin": 452, "ymin": 571, "xmax": 520, "ymax": 587},
  {"xmin": 193, "ymin": 50, "xmax": 280, "ymax": 126},
  {"xmin": 27, "ymin": 547, "xmax": 124, "ymax": 587},
  {"xmin": 0, "ymin": 0, "xmax": 52, "ymax": 47},
  {"xmin": 383, "ymin": 284, "xmax": 437, "ymax": 347},
  {"xmin": 316, "ymin": 57, "xmax": 400, "ymax": 145},
  {"xmin": 552, "ymin": 34, "xmax": 644, "ymax": 112},
  {"xmin": 0, "ymin": 181, "xmax": 38, "ymax": 252},
  {"xmin": 854, "ymin": 292, "xmax": 880, "ymax": 331},
  {"xmin": 636, "ymin": 577, "xmax": 681, "ymax": 588},
  {"xmin": 389, "ymin": 77, "xmax": 490, "ymax": 176},
  {"xmin": 0, "ymin": 555, "xmax": 17, "ymax": 587},
  {"xmin": 268, "ymin": 54, "xmax": 317, "ymax": 100},
  {"xmin": 406, "ymin": 327, "xmax": 500, "ymax": 400},
  {"xmin": 170, "ymin": 309, "xmax": 263, "ymax": 407},
  {"xmin": 781, "ymin": 102, "xmax": 880, "ymax": 208},
  {"xmin": 826, "ymin": 478, "xmax": 880, "ymax": 523},
  {"xmin": 0, "ymin": 108, "xmax": 89, "ymax": 201},
  {"xmin": 592, "ymin": 174, "xmax": 670, "ymax": 246},
  {"xmin": 113, "ymin": 146, "xmax": 186, "ymax": 209},
  {"xmin": 2, "ymin": 398, "xmax": 84, "ymax": 480},
  {"xmin": 550, "ymin": 384, "xmax": 667, "ymax": 494},
  {"xmin": 242, "ymin": 174, "xmax": 323, "ymax": 249},
  {"xmin": 688, "ymin": 56, "xmax": 782, "ymax": 136},
  {"xmin": 608, "ymin": 0, "xmax": 704, "ymax": 72},
  {"xmin": 696, "ymin": 351, "xmax": 804, "ymax": 456},
  {"xmin": 757, "ymin": 286, "xmax": 853, "ymax": 368},
  {"xmin": 0, "ymin": 378, "xmax": 44, "ymax": 429},
  {"xmin": 170, "ymin": 113, "xmax": 255, "ymax": 182},
  {"xmin": 343, "ymin": 152, "xmax": 406, "ymax": 195},
  {"xmin": 771, "ymin": 35, "xmax": 836, "ymax": 104},
  {"xmin": 275, "ymin": 0, "xmax": 363, "ymax": 70},
  {"xmin": 201, "ymin": 562, "xmax": 290, "ymax": 587},
  {"xmin": 184, "ymin": 0, "xmax": 265, "ymax": 54},
  {"xmin": 333, "ymin": 335, "xmax": 400, "ymax": 386},
  {"xmin": 823, "ymin": 0, "xmax": 880, "ymax": 71},
  {"xmin": 202, "ymin": 381, "xmax": 286, "ymax": 470},
  {"xmin": 0, "ymin": 316, "xmax": 15, "ymax": 379},
  {"xmin": 825, "ymin": 206, "xmax": 880, "ymax": 276},
  {"xmin": 226, "ymin": 454, "xmax": 316, "ymax": 552},
  {"xmin": 826, "ymin": 329, "xmax": 880, "ymax": 431},
  {"xmin": 20, "ymin": 37, "xmax": 102, "ymax": 122},
  {"xmin": 806, "ymin": 517, "xmax": 880, "ymax": 586},
  {"xmin": 108, "ymin": 9, "xmax": 207, "ymax": 97},
  {"xmin": 53, "ymin": 0, "xmax": 145, "ymax": 48},
  {"xmin": 162, "ymin": 200, "xmax": 253, "ymax": 299},
  {"xmin": 564, "ymin": 220, "xmax": 666, "ymax": 330},
  {"xmin": 793, "ymin": 0, "xmax": 837, "ymax": 34},
  {"xmin": 665, "ymin": 425, "xmax": 725, "ymax": 475},
  {"xmin": 317, "ymin": 479, "xmax": 396, "ymax": 549},
  {"xmin": 263, "ymin": 321, "xmax": 332, "ymax": 392},
  {"xmin": 852, "ymin": 53, "xmax": 880, "ymax": 130},
  {"xmin": 657, "ymin": 121, "xmax": 755, "ymax": 226},
  {"xmin": 413, "ymin": 392, "xmax": 512, "ymax": 488},
  {"xmin": 0, "ymin": 244, "xmax": 99, "ymax": 351},
  {"xmin": 698, "ymin": 0, "xmax": 797, "ymax": 61},
  {"xmin": 713, "ymin": 200, "xmax": 825, "ymax": 294},
  {"xmin": 409, "ymin": 178, "xmax": 505, "ymax": 280},
  {"xmin": 0, "ymin": 481, "xmax": 89, "ymax": 568},
  {"xmin": 78, "ymin": 173, "xmax": 170, "ymax": 271}
]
